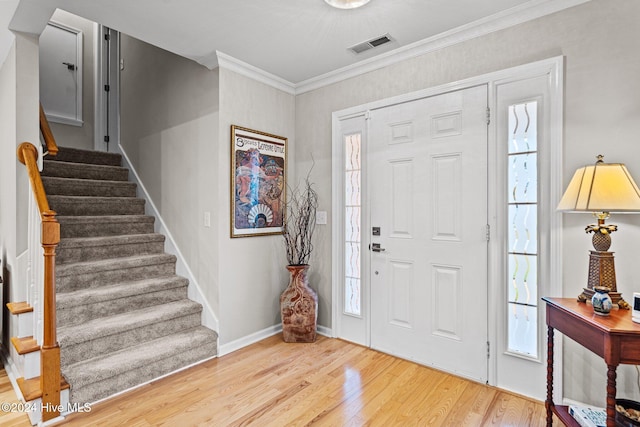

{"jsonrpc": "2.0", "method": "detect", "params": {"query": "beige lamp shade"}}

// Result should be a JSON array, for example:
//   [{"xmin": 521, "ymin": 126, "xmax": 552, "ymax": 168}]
[{"xmin": 557, "ymin": 159, "xmax": 640, "ymax": 213}]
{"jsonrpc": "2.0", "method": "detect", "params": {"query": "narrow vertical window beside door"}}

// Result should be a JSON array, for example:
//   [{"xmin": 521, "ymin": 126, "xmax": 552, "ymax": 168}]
[
  {"xmin": 345, "ymin": 133, "xmax": 362, "ymax": 316},
  {"xmin": 507, "ymin": 102, "xmax": 539, "ymax": 358}
]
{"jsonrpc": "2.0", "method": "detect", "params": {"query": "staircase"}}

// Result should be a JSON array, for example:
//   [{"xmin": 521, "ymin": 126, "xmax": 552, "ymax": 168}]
[{"xmin": 40, "ymin": 146, "xmax": 218, "ymax": 404}]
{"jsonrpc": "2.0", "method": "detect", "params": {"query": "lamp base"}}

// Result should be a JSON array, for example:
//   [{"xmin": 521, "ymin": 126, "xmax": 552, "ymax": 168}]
[
  {"xmin": 577, "ymin": 250, "xmax": 629, "ymax": 309},
  {"xmin": 578, "ymin": 287, "xmax": 628, "ymax": 309}
]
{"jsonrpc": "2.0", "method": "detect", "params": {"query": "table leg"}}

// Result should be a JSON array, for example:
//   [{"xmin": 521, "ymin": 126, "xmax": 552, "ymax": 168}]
[
  {"xmin": 546, "ymin": 325, "xmax": 554, "ymax": 426},
  {"xmin": 607, "ymin": 364, "xmax": 616, "ymax": 427}
]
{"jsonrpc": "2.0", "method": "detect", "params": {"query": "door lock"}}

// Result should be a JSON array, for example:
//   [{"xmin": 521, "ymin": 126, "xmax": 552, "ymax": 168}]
[{"xmin": 371, "ymin": 243, "xmax": 386, "ymax": 253}]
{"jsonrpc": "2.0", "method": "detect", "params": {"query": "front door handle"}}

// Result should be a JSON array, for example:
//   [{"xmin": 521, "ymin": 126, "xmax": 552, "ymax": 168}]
[
  {"xmin": 62, "ymin": 62, "xmax": 76, "ymax": 71},
  {"xmin": 371, "ymin": 243, "xmax": 386, "ymax": 252}
]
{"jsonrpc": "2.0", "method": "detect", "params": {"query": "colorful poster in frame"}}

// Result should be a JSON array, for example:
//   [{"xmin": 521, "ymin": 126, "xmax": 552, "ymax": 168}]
[{"xmin": 230, "ymin": 125, "xmax": 286, "ymax": 237}]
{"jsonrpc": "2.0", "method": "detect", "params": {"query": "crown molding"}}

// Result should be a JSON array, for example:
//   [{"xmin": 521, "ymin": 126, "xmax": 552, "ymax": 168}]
[
  {"xmin": 204, "ymin": 0, "xmax": 589, "ymax": 96},
  {"xmin": 295, "ymin": 0, "xmax": 591, "ymax": 94},
  {"xmin": 216, "ymin": 51, "xmax": 296, "ymax": 95}
]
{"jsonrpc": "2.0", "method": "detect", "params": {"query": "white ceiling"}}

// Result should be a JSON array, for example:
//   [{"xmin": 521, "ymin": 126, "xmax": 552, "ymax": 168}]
[{"xmin": 6, "ymin": 0, "xmax": 586, "ymax": 86}]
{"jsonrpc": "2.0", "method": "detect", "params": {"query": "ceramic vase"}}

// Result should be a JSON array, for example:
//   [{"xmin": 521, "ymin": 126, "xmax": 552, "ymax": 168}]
[
  {"xmin": 280, "ymin": 264, "xmax": 318, "ymax": 343},
  {"xmin": 592, "ymin": 286, "xmax": 613, "ymax": 316}
]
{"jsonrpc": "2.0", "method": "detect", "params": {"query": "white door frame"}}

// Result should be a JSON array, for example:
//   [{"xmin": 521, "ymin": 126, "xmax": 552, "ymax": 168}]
[
  {"xmin": 94, "ymin": 25, "xmax": 120, "ymax": 152},
  {"xmin": 331, "ymin": 56, "xmax": 564, "ymax": 401}
]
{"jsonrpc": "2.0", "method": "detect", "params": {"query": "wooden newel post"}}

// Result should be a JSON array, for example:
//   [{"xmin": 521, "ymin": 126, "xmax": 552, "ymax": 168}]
[
  {"xmin": 40, "ymin": 210, "xmax": 61, "ymax": 421},
  {"xmin": 17, "ymin": 142, "xmax": 63, "ymax": 420}
]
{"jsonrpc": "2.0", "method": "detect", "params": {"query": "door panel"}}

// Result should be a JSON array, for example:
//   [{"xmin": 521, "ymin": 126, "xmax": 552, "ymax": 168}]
[
  {"xmin": 40, "ymin": 22, "xmax": 83, "ymax": 126},
  {"xmin": 369, "ymin": 85, "xmax": 488, "ymax": 382}
]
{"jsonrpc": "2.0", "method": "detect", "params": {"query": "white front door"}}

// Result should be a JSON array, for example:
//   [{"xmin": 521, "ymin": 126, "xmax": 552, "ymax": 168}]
[{"xmin": 368, "ymin": 85, "xmax": 489, "ymax": 382}]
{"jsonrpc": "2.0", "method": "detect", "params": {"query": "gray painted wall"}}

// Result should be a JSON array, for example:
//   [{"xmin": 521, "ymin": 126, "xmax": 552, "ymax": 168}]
[
  {"xmin": 218, "ymin": 68, "xmax": 295, "ymax": 345},
  {"xmin": 120, "ymin": 36, "xmax": 297, "ymax": 347},
  {"xmin": 120, "ymin": 35, "xmax": 221, "ymax": 317},
  {"xmin": 295, "ymin": 0, "xmax": 640, "ymax": 406},
  {"xmin": 0, "ymin": 32, "xmax": 40, "ymax": 346}
]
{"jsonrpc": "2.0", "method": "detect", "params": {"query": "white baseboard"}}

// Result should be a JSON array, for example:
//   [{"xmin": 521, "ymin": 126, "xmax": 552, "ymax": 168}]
[
  {"xmin": 219, "ymin": 324, "xmax": 282, "ymax": 356},
  {"xmin": 219, "ymin": 324, "xmax": 333, "ymax": 356},
  {"xmin": 317, "ymin": 325, "xmax": 333, "ymax": 337}
]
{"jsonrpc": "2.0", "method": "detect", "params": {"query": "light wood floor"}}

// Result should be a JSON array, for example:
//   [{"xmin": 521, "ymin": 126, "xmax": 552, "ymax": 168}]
[
  {"xmin": 0, "ymin": 362, "xmax": 32, "ymax": 426},
  {"xmin": 1, "ymin": 335, "xmax": 559, "ymax": 426}
]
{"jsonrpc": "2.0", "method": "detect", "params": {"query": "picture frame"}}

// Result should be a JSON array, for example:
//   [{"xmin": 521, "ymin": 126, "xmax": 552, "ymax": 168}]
[{"xmin": 230, "ymin": 125, "xmax": 287, "ymax": 238}]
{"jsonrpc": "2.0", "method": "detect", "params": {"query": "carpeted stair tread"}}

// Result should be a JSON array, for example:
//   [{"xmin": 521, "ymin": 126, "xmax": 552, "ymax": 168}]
[
  {"xmin": 62, "ymin": 326, "xmax": 217, "ymax": 403},
  {"xmin": 48, "ymin": 147, "xmax": 122, "ymax": 166},
  {"xmin": 57, "ymin": 233, "xmax": 165, "ymax": 264},
  {"xmin": 42, "ymin": 176, "xmax": 137, "ymax": 198},
  {"xmin": 43, "ymin": 160, "xmax": 129, "ymax": 181},
  {"xmin": 58, "ymin": 299, "xmax": 202, "ymax": 347},
  {"xmin": 57, "ymin": 215, "xmax": 155, "ymax": 238},
  {"xmin": 57, "ymin": 276, "xmax": 189, "ymax": 327},
  {"xmin": 64, "ymin": 326, "xmax": 217, "ymax": 387},
  {"xmin": 56, "ymin": 253, "xmax": 177, "ymax": 292},
  {"xmin": 57, "ymin": 253, "xmax": 176, "ymax": 276},
  {"xmin": 59, "ymin": 301, "xmax": 203, "ymax": 366},
  {"xmin": 48, "ymin": 195, "xmax": 145, "ymax": 216}
]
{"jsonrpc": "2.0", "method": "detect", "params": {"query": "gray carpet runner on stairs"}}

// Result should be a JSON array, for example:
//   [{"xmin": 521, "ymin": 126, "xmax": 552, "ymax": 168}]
[{"xmin": 42, "ymin": 146, "xmax": 218, "ymax": 404}]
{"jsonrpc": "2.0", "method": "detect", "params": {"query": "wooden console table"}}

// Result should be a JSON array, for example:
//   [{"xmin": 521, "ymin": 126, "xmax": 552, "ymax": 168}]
[{"xmin": 543, "ymin": 297, "xmax": 640, "ymax": 427}]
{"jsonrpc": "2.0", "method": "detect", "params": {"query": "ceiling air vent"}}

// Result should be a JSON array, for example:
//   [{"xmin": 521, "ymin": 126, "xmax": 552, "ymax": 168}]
[{"xmin": 348, "ymin": 33, "xmax": 393, "ymax": 54}]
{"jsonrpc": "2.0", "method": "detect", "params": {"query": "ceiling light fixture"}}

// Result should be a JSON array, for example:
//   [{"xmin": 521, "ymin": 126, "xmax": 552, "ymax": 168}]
[{"xmin": 324, "ymin": 0, "xmax": 371, "ymax": 10}]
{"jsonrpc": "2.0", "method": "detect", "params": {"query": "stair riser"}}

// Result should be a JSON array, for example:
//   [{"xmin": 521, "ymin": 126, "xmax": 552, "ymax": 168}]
[
  {"xmin": 50, "ymin": 149, "xmax": 122, "ymax": 167},
  {"xmin": 57, "ymin": 240, "xmax": 165, "ymax": 264},
  {"xmin": 57, "ymin": 261, "xmax": 176, "ymax": 292},
  {"xmin": 61, "ymin": 312, "xmax": 202, "ymax": 367},
  {"xmin": 43, "ymin": 161, "xmax": 128, "ymax": 181},
  {"xmin": 57, "ymin": 286, "xmax": 188, "ymax": 328},
  {"xmin": 43, "ymin": 178, "xmax": 137, "ymax": 198},
  {"xmin": 49, "ymin": 198, "xmax": 145, "ymax": 216},
  {"xmin": 67, "ymin": 341, "xmax": 216, "ymax": 404},
  {"xmin": 59, "ymin": 219, "xmax": 155, "ymax": 238}
]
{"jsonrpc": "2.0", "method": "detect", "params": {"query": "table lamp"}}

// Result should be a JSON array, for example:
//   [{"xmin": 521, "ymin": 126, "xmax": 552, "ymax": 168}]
[{"xmin": 557, "ymin": 155, "xmax": 640, "ymax": 309}]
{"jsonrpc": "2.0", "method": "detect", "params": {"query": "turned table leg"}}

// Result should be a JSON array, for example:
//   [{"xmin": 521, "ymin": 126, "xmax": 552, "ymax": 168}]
[
  {"xmin": 546, "ymin": 325, "xmax": 554, "ymax": 426},
  {"xmin": 607, "ymin": 364, "xmax": 617, "ymax": 427}
]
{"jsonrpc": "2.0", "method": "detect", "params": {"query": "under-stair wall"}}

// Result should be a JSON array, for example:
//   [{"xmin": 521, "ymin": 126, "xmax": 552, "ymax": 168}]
[{"xmin": 114, "ymin": 144, "xmax": 219, "ymax": 332}]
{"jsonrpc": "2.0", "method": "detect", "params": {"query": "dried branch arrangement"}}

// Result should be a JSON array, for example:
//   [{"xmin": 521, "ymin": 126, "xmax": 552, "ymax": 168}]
[{"xmin": 283, "ymin": 175, "xmax": 318, "ymax": 266}]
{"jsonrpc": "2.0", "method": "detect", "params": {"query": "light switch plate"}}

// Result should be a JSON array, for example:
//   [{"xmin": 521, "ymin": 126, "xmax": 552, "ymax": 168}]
[{"xmin": 316, "ymin": 210, "xmax": 327, "ymax": 225}]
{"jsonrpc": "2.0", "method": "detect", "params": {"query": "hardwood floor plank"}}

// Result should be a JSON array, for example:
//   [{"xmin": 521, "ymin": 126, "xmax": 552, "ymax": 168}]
[
  {"xmin": 0, "ymin": 368, "xmax": 32, "ymax": 427},
  {"xmin": 0, "ymin": 335, "xmax": 556, "ymax": 426}
]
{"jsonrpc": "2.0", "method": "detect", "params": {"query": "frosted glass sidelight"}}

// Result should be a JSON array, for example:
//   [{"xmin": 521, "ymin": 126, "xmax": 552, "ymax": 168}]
[
  {"xmin": 345, "ymin": 134, "xmax": 362, "ymax": 316},
  {"xmin": 507, "ymin": 102, "xmax": 538, "ymax": 357}
]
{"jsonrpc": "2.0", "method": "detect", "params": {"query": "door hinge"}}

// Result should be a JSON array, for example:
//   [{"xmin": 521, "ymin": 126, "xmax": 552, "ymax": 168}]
[
  {"xmin": 485, "ymin": 224, "xmax": 490, "ymax": 242},
  {"xmin": 365, "ymin": 110, "xmax": 371, "ymax": 120},
  {"xmin": 487, "ymin": 341, "xmax": 490, "ymax": 359},
  {"xmin": 104, "ymin": 84, "xmax": 110, "ymax": 92},
  {"xmin": 105, "ymin": 33, "xmax": 110, "ymax": 41},
  {"xmin": 486, "ymin": 106, "xmax": 491, "ymax": 125},
  {"xmin": 104, "ymin": 135, "xmax": 110, "ymax": 143}
]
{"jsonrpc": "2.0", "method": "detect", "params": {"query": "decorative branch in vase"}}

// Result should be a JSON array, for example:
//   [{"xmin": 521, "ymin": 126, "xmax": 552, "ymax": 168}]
[
  {"xmin": 283, "ymin": 175, "xmax": 318, "ymax": 266},
  {"xmin": 280, "ymin": 172, "xmax": 319, "ymax": 343}
]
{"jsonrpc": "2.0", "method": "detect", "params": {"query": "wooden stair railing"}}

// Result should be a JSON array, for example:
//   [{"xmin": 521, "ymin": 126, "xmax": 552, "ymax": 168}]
[
  {"xmin": 17, "ymin": 142, "xmax": 61, "ymax": 422},
  {"xmin": 40, "ymin": 103, "xmax": 58, "ymax": 156}
]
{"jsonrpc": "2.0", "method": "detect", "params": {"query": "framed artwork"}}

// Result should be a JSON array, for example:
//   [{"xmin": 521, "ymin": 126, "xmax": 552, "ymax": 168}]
[{"xmin": 230, "ymin": 125, "xmax": 287, "ymax": 238}]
